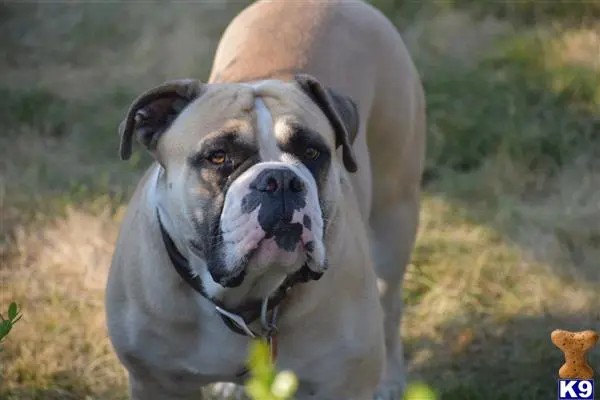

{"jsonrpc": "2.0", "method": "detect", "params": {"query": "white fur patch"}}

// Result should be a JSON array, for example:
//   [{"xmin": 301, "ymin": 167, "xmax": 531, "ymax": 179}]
[
  {"xmin": 149, "ymin": 167, "xmax": 183, "ymax": 258},
  {"xmin": 198, "ymin": 261, "xmax": 225, "ymax": 299},
  {"xmin": 377, "ymin": 278, "xmax": 388, "ymax": 296},
  {"xmin": 254, "ymin": 97, "xmax": 281, "ymax": 160},
  {"xmin": 146, "ymin": 164, "xmax": 162, "ymax": 210},
  {"xmin": 273, "ymin": 118, "xmax": 295, "ymax": 146}
]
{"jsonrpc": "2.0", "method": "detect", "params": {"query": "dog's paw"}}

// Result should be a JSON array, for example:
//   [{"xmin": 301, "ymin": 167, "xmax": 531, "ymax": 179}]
[
  {"xmin": 209, "ymin": 382, "xmax": 248, "ymax": 399},
  {"xmin": 373, "ymin": 381, "xmax": 405, "ymax": 400}
]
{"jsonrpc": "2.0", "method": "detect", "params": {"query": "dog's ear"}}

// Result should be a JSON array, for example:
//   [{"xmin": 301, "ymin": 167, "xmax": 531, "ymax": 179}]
[
  {"xmin": 119, "ymin": 79, "xmax": 205, "ymax": 161},
  {"xmin": 293, "ymin": 73, "xmax": 359, "ymax": 173}
]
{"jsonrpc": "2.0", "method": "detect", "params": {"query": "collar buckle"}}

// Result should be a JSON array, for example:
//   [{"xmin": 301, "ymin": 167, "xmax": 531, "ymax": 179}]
[
  {"xmin": 215, "ymin": 295, "xmax": 281, "ymax": 339},
  {"xmin": 215, "ymin": 306, "xmax": 258, "ymax": 338}
]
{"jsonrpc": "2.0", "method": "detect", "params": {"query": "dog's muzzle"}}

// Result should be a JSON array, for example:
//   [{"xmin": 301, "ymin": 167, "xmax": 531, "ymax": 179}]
[{"xmin": 214, "ymin": 161, "xmax": 327, "ymax": 286}]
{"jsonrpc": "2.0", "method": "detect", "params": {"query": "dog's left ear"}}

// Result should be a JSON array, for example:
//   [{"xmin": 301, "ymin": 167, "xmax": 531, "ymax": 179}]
[{"xmin": 294, "ymin": 73, "xmax": 359, "ymax": 173}]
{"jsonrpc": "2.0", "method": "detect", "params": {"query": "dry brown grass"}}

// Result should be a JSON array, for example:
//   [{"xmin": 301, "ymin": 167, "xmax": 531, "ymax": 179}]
[
  {"xmin": 1, "ymin": 2, "xmax": 599, "ymax": 399},
  {"xmin": 555, "ymin": 26, "xmax": 600, "ymax": 70},
  {"xmin": 1, "ymin": 208, "xmax": 127, "ymax": 400}
]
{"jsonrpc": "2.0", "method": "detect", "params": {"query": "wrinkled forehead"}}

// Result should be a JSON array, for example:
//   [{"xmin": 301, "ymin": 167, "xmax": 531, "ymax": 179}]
[
  {"xmin": 164, "ymin": 80, "xmax": 335, "ymax": 154},
  {"xmin": 248, "ymin": 80, "xmax": 335, "ymax": 148}
]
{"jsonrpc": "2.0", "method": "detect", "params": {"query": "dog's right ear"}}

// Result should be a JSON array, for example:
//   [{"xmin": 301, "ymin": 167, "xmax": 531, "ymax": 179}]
[{"xmin": 118, "ymin": 79, "xmax": 205, "ymax": 161}]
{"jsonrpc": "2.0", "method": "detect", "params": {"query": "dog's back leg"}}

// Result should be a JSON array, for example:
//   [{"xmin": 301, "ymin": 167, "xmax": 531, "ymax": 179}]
[
  {"xmin": 367, "ymin": 69, "xmax": 426, "ymax": 400},
  {"xmin": 370, "ymin": 195, "xmax": 420, "ymax": 399}
]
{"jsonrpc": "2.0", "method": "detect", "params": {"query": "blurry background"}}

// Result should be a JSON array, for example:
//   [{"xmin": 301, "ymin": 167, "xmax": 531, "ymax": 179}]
[{"xmin": 1, "ymin": 0, "xmax": 599, "ymax": 399}]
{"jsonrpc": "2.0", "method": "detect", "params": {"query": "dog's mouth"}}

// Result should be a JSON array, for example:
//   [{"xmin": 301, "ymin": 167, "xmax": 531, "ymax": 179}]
[
  {"xmin": 199, "ymin": 219, "xmax": 327, "ymax": 289},
  {"xmin": 247, "ymin": 234, "xmax": 319, "ymax": 271}
]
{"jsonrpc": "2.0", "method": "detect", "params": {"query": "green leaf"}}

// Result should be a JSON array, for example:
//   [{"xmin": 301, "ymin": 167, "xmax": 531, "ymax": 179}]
[
  {"xmin": 403, "ymin": 382, "xmax": 437, "ymax": 400},
  {"xmin": 8, "ymin": 302, "xmax": 18, "ymax": 320},
  {"xmin": 0, "ymin": 320, "xmax": 12, "ymax": 339},
  {"xmin": 245, "ymin": 377, "xmax": 275, "ymax": 400},
  {"xmin": 248, "ymin": 339, "xmax": 275, "ymax": 383},
  {"xmin": 271, "ymin": 370, "xmax": 298, "ymax": 399}
]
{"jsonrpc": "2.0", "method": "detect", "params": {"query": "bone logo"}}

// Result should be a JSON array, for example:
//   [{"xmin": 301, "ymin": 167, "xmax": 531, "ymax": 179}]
[{"xmin": 552, "ymin": 329, "xmax": 598, "ymax": 400}]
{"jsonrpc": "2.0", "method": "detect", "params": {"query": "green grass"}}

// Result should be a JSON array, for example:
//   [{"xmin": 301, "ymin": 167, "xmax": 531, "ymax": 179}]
[
  {"xmin": 451, "ymin": 0, "xmax": 600, "ymax": 27},
  {"xmin": 2, "ymin": 1, "xmax": 600, "ymax": 399},
  {"xmin": 373, "ymin": 0, "xmax": 600, "ymax": 27},
  {"xmin": 424, "ymin": 32, "xmax": 600, "ymax": 175}
]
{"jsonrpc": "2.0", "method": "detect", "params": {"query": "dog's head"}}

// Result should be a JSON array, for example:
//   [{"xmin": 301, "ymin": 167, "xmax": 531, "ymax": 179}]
[{"xmin": 119, "ymin": 74, "xmax": 359, "ymax": 300}]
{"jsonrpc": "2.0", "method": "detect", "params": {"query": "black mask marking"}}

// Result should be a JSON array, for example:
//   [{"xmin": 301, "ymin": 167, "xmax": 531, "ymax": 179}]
[
  {"xmin": 241, "ymin": 168, "xmax": 307, "ymax": 251},
  {"xmin": 303, "ymin": 215, "xmax": 312, "ymax": 231}
]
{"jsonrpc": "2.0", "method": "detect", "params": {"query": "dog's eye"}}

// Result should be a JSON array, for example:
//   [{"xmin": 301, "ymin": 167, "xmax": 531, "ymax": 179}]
[
  {"xmin": 304, "ymin": 147, "xmax": 320, "ymax": 160},
  {"xmin": 207, "ymin": 150, "xmax": 227, "ymax": 165}
]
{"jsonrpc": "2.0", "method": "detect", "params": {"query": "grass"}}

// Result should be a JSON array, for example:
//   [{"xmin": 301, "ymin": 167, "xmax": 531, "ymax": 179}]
[{"xmin": 1, "ymin": 1, "xmax": 599, "ymax": 399}]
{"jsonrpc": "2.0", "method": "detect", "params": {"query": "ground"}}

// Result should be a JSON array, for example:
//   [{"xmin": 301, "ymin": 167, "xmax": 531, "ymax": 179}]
[{"xmin": 1, "ymin": 1, "xmax": 599, "ymax": 399}]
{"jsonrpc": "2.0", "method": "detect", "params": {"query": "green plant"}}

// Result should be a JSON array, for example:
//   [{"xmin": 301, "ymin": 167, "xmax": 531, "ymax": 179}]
[
  {"xmin": 0, "ymin": 302, "xmax": 22, "ymax": 351},
  {"xmin": 423, "ymin": 31, "xmax": 600, "ymax": 177},
  {"xmin": 404, "ymin": 382, "xmax": 438, "ymax": 400},
  {"xmin": 244, "ymin": 339, "xmax": 298, "ymax": 400},
  {"xmin": 451, "ymin": 0, "xmax": 600, "ymax": 27},
  {"xmin": 243, "ymin": 339, "xmax": 438, "ymax": 400}
]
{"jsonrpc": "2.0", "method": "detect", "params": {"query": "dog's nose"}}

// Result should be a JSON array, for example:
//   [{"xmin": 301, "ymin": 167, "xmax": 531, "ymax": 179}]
[
  {"xmin": 255, "ymin": 169, "xmax": 305, "ymax": 195},
  {"xmin": 246, "ymin": 168, "xmax": 307, "ymax": 246}
]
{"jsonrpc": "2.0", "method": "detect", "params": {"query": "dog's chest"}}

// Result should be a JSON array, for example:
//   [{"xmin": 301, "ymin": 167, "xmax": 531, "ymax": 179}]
[{"xmin": 128, "ymin": 317, "xmax": 252, "ymax": 384}]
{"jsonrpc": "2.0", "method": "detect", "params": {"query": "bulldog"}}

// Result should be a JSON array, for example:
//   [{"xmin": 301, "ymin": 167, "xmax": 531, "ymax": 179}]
[{"xmin": 105, "ymin": 0, "xmax": 425, "ymax": 399}]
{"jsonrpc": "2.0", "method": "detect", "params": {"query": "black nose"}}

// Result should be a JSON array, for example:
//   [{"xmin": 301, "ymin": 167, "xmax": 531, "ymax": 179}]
[{"xmin": 255, "ymin": 168, "xmax": 305, "ymax": 194}]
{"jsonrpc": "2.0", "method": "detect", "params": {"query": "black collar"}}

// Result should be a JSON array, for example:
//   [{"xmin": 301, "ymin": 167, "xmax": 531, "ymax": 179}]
[{"xmin": 156, "ymin": 209, "xmax": 323, "ymax": 337}]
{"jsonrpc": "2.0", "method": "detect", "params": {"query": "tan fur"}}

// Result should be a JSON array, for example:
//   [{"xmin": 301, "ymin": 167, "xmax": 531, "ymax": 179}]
[{"xmin": 105, "ymin": 1, "xmax": 425, "ymax": 399}]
